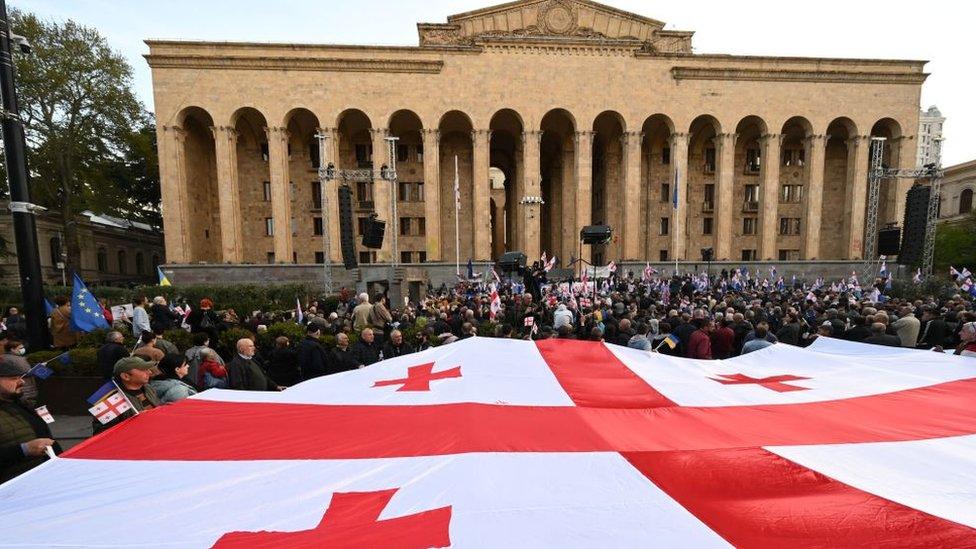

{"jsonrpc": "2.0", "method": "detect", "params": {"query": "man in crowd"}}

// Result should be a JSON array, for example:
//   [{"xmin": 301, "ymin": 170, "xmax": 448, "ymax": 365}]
[
  {"xmin": 131, "ymin": 296, "xmax": 151, "ymax": 337},
  {"xmin": 333, "ymin": 332, "xmax": 361, "ymax": 372},
  {"xmin": 891, "ymin": 305, "xmax": 921, "ymax": 348},
  {"xmin": 49, "ymin": 296, "xmax": 77, "ymax": 349},
  {"xmin": 741, "ymin": 323, "xmax": 776, "ymax": 354},
  {"xmin": 298, "ymin": 324, "xmax": 333, "ymax": 380},
  {"xmin": 352, "ymin": 293, "xmax": 373, "ymax": 333},
  {"xmin": 1, "ymin": 359, "xmax": 60, "ymax": 483},
  {"xmin": 185, "ymin": 332, "xmax": 222, "ymax": 389},
  {"xmin": 382, "ymin": 329, "xmax": 414, "ymax": 359},
  {"xmin": 864, "ymin": 322, "xmax": 902, "ymax": 347},
  {"xmin": 687, "ymin": 318, "xmax": 714, "ymax": 359},
  {"xmin": 94, "ymin": 356, "xmax": 161, "ymax": 435},
  {"xmin": 97, "ymin": 331, "xmax": 129, "ymax": 380},
  {"xmin": 227, "ymin": 338, "xmax": 278, "ymax": 391},
  {"xmin": 352, "ymin": 328, "xmax": 382, "ymax": 366}
]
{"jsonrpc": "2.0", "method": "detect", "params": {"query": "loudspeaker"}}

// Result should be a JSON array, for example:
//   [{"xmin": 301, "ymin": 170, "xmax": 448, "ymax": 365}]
[
  {"xmin": 498, "ymin": 251, "xmax": 527, "ymax": 273},
  {"xmin": 338, "ymin": 185, "xmax": 358, "ymax": 270},
  {"xmin": 898, "ymin": 185, "xmax": 930, "ymax": 266},
  {"xmin": 362, "ymin": 217, "xmax": 386, "ymax": 249},
  {"xmin": 580, "ymin": 225, "xmax": 613, "ymax": 245},
  {"xmin": 877, "ymin": 228, "xmax": 902, "ymax": 256}
]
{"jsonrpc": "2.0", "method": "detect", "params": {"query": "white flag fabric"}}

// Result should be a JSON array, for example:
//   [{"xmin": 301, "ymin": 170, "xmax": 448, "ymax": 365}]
[{"xmin": 3, "ymin": 337, "xmax": 976, "ymax": 547}]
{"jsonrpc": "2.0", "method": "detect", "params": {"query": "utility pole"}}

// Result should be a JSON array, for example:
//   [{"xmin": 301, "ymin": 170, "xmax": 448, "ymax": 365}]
[{"xmin": 0, "ymin": 0, "xmax": 50, "ymax": 350}]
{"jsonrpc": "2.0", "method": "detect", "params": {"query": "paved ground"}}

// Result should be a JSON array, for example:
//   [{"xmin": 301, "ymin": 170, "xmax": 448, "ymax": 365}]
[{"xmin": 50, "ymin": 415, "xmax": 92, "ymax": 451}]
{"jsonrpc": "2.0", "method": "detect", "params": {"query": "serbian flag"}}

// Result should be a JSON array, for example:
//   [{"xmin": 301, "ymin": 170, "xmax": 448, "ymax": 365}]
[{"xmin": 3, "ymin": 338, "xmax": 976, "ymax": 547}]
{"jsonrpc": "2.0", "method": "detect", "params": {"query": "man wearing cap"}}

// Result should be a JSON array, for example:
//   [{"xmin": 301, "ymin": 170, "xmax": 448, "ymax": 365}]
[
  {"xmin": 93, "ymin": 356, "xmax": 162, "ymax": 435},
  {"xmin": 1, "ymin": 359, "xmax": 61, "ymax": 483}
]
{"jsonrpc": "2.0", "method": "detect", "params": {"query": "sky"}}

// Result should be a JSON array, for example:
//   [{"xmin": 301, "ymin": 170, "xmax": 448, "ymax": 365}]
[{"xmin": 13, "ymin": 0, "xmax": 975, "ymax": 166}]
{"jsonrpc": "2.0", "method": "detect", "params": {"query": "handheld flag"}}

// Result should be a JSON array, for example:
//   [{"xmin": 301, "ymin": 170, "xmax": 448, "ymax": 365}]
[
  {"xmin": 157, "ymin": 266, "xmax": 172, "ymax": 287},
  {"xmin": 672, "ymin": 168, "xmax": 679, "ymax": 210},
  {"xmin": 657, "ymin": 333, "xmax": 679, "ymax": 351},
  {"xmin": 87, "ymin": 381, "xmax": 116, "ymax": 406},
  {"xmin": 34, "ymin": 406, "xmax": 55, "ymax": 424},
  {"xmin": 69, "ymin": 273, "xmax": 110, "ymax": 333},
  {"xmin": 295, "ymin": 298, "xmax": 304, "ymax": 324},
  {"xmin": 88, "ymin": 391, "xmax": 132, "ymax": 425},
  {"xmin": 25, "ymin": 362, "xmax": 54, "ymax": 380},
  {"xmin": 43, "ymin": 298, "xmax": 55, "ymax": 317},
  {"xmin": 913, "ymin": 268, "xmax": 922, "ymax": 284}
]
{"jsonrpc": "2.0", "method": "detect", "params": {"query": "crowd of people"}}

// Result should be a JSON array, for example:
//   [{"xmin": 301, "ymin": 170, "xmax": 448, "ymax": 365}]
[{"xmin": 3, "ymin": 265, "xmax": 976, "ymax": 482}]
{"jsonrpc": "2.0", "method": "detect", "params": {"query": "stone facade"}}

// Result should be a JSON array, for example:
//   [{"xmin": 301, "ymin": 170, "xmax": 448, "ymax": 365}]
[
  {"xmin": 147, "ymin": 0, "xmax": 926, "ymax": 278},
  {"xmin": 917, "ymin": 105, "xmax": 945, "ymax": 168},
  {"xmin": 938, "ymin": 159, "xmax": 976, "ymax": 222},
  {"xmin": 0, "ymin": 204, "xmax": 165, "ymax": 286}
]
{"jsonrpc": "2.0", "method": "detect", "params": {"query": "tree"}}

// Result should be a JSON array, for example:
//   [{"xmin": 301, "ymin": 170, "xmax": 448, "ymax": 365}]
[
  {"xmin": 7, "ymin": 9, "xmax": 151, "ymax": 272},
  {"xmin": 934, "ymin": 212, "xmax": 976, "ymax": 274}
]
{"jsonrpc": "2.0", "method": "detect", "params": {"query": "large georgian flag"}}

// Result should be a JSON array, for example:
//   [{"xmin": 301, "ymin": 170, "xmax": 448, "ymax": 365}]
[{"xmin": 2, "ymin": 337, "xmax": 976, "ymax": 547}]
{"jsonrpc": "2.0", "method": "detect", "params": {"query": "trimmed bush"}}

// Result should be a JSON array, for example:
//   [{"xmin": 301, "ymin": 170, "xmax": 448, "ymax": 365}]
[
  {"xmin": 163, "ymin": 329, "xmax": 193, "ymax": 353},
  {"xmin": 218, "ymin": 327, "xmax": 256, "ymax": 355},
  {"xmin": 257, "ymin": 322, "xmax": 306, "ymax": 350}
]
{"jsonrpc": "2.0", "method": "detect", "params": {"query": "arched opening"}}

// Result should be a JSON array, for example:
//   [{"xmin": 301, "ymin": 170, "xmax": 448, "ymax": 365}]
[
  {"xmin": 284, "ymin": 108, "xmax": 322, "ymax": 264},
  {"xmin": 489, "ymin": 109, "xmax": 523, "ymax": 260},
  {"xmin": 733, "ymin": 116, "xmax": 768, "ymax": 260},
  {"xmin": 135, "ymin": 252, "xmax": 145, "ymax": 276},
  {"xmin": 97, "ymin": 247, "xmax": 108, "ymax": 272},
  {"xmin": 117, "ymin": 250, "xmax": 128, "ymax": 275},
  {"xmin": 231, "ymin": 107, "xmax": 271, "ymax": 264},
  {"xmin": 337, "ymin": 109, "xmax": 376, "ymax": 264},
  {"xmin": 539, "ymin": 109, "xmax": 576, "ymax": 263},
  {"xmin": 438, "ymin": 111, "xmax": 474, "ymax": 264},
  {"xmin": 961, "ymin": 189, "xmax": 974, "ymax": 215},
  {"xmin": 48, "ymin": 236, "xmax": 61, "ymax": 267},
  {"xmin": 687, "ymin": 115, "xmax": 722, "ymax": 260},
  {"xmin": 590, "ymin": 111, "xmax": 622, "ymax": 264},
  {"xmin": 824, "ymin": 117, "xmax": 858, "ymax": 260},
  {"xmin": 870, "ymin": 118, "xmax": 904, "ymax": 226},
  {"xmin": 389, "ymin": 110, "xmax": 425, "ymax": 264},
  {"xmin": 151, "ymin": 254, "xmax": 161, "ymax": 270},
  {"xmin": 780, "ymin": 117, "xmax": 814, "ymax": 260},
  {"xmin": 177, "ymin": 106, "xmax": 220, "ymax": 263},
  {"xmin": 640, "ymin": 114, "xmax": 675, "ymax": 262}
]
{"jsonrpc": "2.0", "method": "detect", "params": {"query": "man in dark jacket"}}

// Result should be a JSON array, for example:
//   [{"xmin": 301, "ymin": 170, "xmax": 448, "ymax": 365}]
[
  {"xmin": 149, "ymin": 297, "xmax": 181, "ymax": 334},
  {"xmin": 382, "ymin": 329, "xmax": 414, "ymax": 359},
  {"xmin": 332, "ymin": 333, "xmax": 361, "ymax": 372},
  {"xmin": 918, "ymin": 307, "xmax": 950, "ymax": 349},
  {"xmin": 227, "ymin": 338, "xmax": 277, "ymax": 391},
  {"xmin": 351, "ymin": 328, "xmax": 382, "ymax": 366},
  {"xmin": 1, "ymin": 359, "xmax": 61, "ymax": 483},
  {"xmin": 96, "ymin": 331, "xmax": 129, "ymax": 380},
  {"xmin": 268, "ymin": 336, "xmax": 300, "ymax": 386},
  {"xmin": 298, "ymin": 325, "xmax": 334, "ymax": 380},
  {"xmin": 842, "ymin": 315, "xmax": 873, "ymax": 342},
  {"xmin": 863, "ymin": 322, "xmax": 902, "ymax": 347}
]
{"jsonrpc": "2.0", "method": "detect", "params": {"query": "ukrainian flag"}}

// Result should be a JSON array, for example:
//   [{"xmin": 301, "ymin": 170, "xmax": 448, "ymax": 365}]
[
  {"xmin": 157, "ymin": 266, "xmax": 172, "ymax": 287},
  {"xmin": 662, "ymin": 333, "xmax": 679, "ymax": 350}
]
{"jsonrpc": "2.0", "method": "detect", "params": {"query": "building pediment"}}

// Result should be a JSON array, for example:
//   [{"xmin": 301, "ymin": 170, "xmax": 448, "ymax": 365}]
[{"xmin": 418, "ymin": 0, "xmax": 693, "ymax": 53}]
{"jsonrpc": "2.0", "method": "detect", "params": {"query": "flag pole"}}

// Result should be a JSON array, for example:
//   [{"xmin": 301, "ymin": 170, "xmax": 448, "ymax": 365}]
[
  {"xmin": 454, "ymin": 154, "xmax": 461, "ymax": 277},
  {"xmin": 673, "ymin": 166, "xmax": 679, "ymax": 277}
]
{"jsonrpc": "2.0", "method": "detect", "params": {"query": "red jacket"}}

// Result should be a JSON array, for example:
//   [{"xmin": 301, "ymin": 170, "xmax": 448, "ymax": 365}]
[
  {"xmin": 710, "ymin": 326, "xmax": 735, "ymax": 359},
  {"xmin": 688, "ymin": 329, "xmax": 713, "ymax": 360},
  {"xmin": 198, "ymin": 359, "xmax": 227, "ymax": 386}
]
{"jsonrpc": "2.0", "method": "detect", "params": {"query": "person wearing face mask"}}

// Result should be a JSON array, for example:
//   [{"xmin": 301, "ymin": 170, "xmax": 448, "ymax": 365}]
[{"xmin": 3, "ymin": 340, "xmax": 37, "ymax": 407}]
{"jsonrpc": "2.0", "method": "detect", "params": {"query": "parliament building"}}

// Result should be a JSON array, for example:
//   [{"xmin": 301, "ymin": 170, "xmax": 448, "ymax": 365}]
[{"xmin": 148, "ymin": 0, "xmax": 926, "ymax": 283}]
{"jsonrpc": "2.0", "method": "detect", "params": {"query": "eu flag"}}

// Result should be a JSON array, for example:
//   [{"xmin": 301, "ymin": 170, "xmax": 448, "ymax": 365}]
[
  {"xmin": 43, "ymin": 298, "xmax": 55, "ymax": 316},
  {"xmin": 69, "ymin": 273, "xmax": 110, "ymax": 333}
]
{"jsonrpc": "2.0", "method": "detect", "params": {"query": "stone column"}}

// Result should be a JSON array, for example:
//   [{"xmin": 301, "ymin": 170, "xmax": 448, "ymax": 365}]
[
  {"xmin": 422, "ymin": 129, "xmax": 441, "ymax": 261},
  {"xmin": 266, "ymin": 126, "xmax": 294, "ymax": 263},
  {"xmin": 845, "ymin": 135, "xmax": 871, "ymax": 259},
  {"xmin": 320, "ymin": 127, "xmax": 342, "ymax": 262},
  {"xmin": 803, "ymin": 134, "xmax": 828, "ymax": 259},
  {"xmin": 472, "ymin": 129, "xmax": 492, "ymax": 261},
  {"xmin": 159, "ymin": 126, "xmax": 189, "ymax": 263},
  {"xmin": 670, "ymin": 132, "xmax": 689, "ymax": 261},
  {"xmin": 521, "ymin": 130, "xmax": 543, "ymax": 261},
  {"xmin": 759, "ymin": 133, "xmax": 782, "ymax": 260},
  {"xmin": 892, "ymin": 135, "xmax": 917, "ymax": 226},
  {"xmin": 622, "ymin": 130, "xmax": 644, "ymax": 260},
  {"xmin": 715, "ymin": 132, "xmax": 737, "ymax": 260},
  {"xmin": 370, "ymin": 128, "xmax": 392, "ymax": 262},
  {"xmin": 212, "ymin": 126, "xmax": 243, "ymax": 263},
  {"xmin": 574, "ymin": 131, "xmax": 594, "ymax": 263}
]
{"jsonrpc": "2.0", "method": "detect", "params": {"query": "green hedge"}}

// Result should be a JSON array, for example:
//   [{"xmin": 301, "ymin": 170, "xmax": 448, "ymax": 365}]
[
  {"xmin": 256, "ymin": 322, "xmax": 306, "ymax": 350},
  {"xmin": 26, "ymin": 348, "xmax": 99, "ymax": 377}
]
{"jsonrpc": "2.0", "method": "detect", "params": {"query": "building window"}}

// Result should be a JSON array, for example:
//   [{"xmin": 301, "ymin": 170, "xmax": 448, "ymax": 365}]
[
  {"xmin": 743, "ymin": 217, "xmax": 757, "ymax": 235},
  {"xmin": 781, "ymin": 184, "xmax": 804, "ymax": 204},
  {"xmin": 779, "ymin": 217, "xmax": 802, "ymax": 236},
  {"xmin": 741, "ymin": 249, "xmax": 757, "ymax": 261},
  {"xmin": 661, "ymin": 183, "xmax": 670, "ymax": 203},
  {"xmin": 703, "ymin": 217, "xmax": 713, "ymax": 235},
  {"xmin": 960, "ymin": 189, "xmax": 973, "ymax": 215},
  {"xmin": 783, "ymin": 148, "xmax": 805, "ymax": 167},
  {"xmin": 262, "ymin": 181, "xmax": 272, "ymax": 202},
  {"xmin": 703, "ymin": 184, "xmax": 715, "ymax": 212},
  {"xmin": 397, "ymin": 144, "xmax": 409, "ymax": 162},
  {"xmin": 398, "ymin": 182, "xmax": 425, "ymax": 202},
  {"xmin": 418, "ymin": 251, "xmax": 427, "ymax": 263},
  {"xmin": 260, "ymin": 142, "xmax": 269, "ymax": 162},
  {"xmin": 400, "ymin": 218, "xmax": 411, "ymax": 236},
  {"xmin": 311, "ymin": 180, "xmax": 322, "ymax": 209},
  {"xmin": 266, "ymin": 252, "xmax": 275, "ymax": 264},
  {"xmin": 662, "ymin": 147, "xmax": 671, "ymax": 165},
  {"xmin": 659, "ymin": 250, "xmax": 669, "ymax": 261},
  {"xmin": 660, "ymin": 217, "xmax": 669, "ymax": 236},
  {"xmin": 779, "ymin": 249, "xmax": 801, "ymax": 261},
  {"xmin": 135, "ymin": 252, "xmax": 145, "ymax": 275},
  {"xmin": 265, "ymin": 218, "xmax": 274, "ymax": 237},
  {"xmin": 293, "ymin": 251, "xmax": 297, "ymax": 263},
  {"xmin": 308, "ymin": 141, "xmax": 320, "ymax": 169},
  {"xmin": 117, "ymin": 250, "xmax": 127, "ymax": 274},
  {"xmin": 355, "ymin": 144, "xmax": 371, "ymax": 167},
  {"xmin": 97, "ymin": 248, "xmax": 108, "ymax": 272},
  {"xmin": 416, "ymin": 143, "xmax": 424, "ymax": 162},
  {"xmin": 745, "ymin": 148, "xmax": 761, "ymax": 174},
  {"xmin": 49, "ymin": 237, "xmax": 61, "ymax": 266},
  {"xmin": 744, "ymin": 184, "xmax": 760, "ymax": 204},
  {"xmin": 315, "ymin": 251, "xmax": 325, "ymax": 264},
  {"xmin": 359, "ymin": 251, "xmax": 376, "ymax": 264},
  {"xmin": 356, "ymin": 181, "xmax": 374, "ymax": 206},
  {"xmin": 357, "ymin": 217, "xmax": 369, "ymax": 236},
  {"xmin": 399, "ymin": 217, "xmax": 425, "ymax": 236},
  {"xmin": 313, "ymin": 217, "xmax": 323, "ymax": 236},
  {"xmin": 704, "ymin": 148, "xmax": 716, "ymax": 173},
  {"xmin": 401, "ymin": 251, "xmax": 413, "ymax": 263}
]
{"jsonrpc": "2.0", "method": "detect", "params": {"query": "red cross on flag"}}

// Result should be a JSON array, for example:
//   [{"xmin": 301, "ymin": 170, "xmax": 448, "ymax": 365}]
[
  {"xmin": 4, "ymin": 337, "xmax": 976, "ymax": 546},
  {"xmin": 87, "ymin": 391, "xmax": 131, "ymax": 424}
]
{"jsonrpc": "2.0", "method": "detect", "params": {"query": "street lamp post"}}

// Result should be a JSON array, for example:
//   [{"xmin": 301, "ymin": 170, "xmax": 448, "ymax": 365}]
[{"xmin": 0, "ymin": 0, "xmax": 49, "ymax": 350}]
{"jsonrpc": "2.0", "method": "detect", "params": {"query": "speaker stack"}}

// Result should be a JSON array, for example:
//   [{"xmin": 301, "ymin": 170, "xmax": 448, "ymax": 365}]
[
  {"xmin": 337, "ymin": 185, "xmax": 358, "ymax": 270},
  {"xmin": 361, "ymin": 217, "xmax": 386, "ymax": 249},
  {"xmin": 898, "ymin": 185, "xmax": 930, "ymax": 266}
]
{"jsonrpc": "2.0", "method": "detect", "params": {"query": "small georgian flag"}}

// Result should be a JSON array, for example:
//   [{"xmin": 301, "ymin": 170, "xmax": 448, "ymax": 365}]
[
  {"xmin": 35, "ymin": 405, "xmax": 55, "ymax": 424},
  {"xmin": 89, "ymin": 392, "xmax": 132, "ymax": 425}
]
